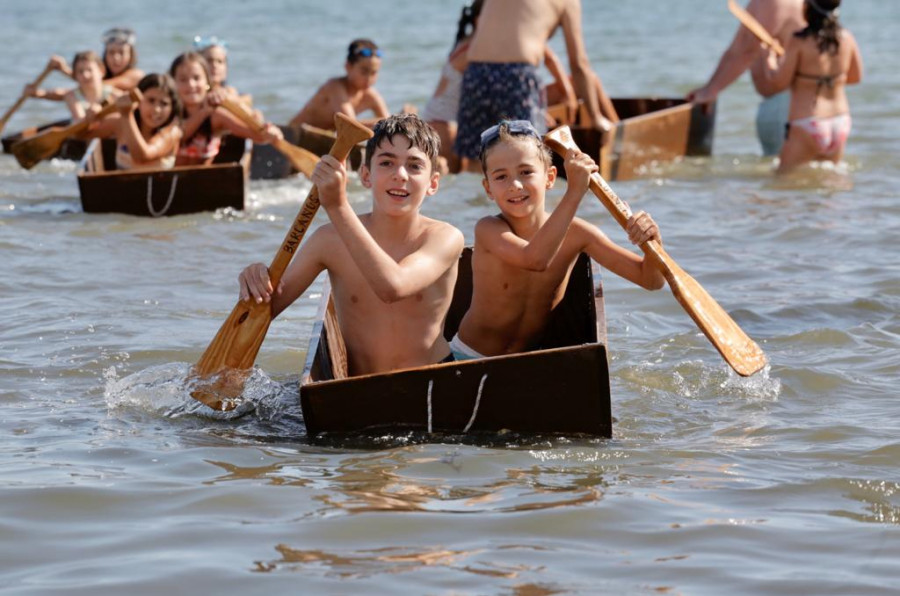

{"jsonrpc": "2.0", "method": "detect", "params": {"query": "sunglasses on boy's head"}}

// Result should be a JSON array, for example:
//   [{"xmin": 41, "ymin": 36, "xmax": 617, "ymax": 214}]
[
  {"xmin": 480, "ymin": 120, "xmax": 541, "ymax": 149},
  {"xmin": 351, "ymin": 47, "xmax": 383, "ymax": 58}
]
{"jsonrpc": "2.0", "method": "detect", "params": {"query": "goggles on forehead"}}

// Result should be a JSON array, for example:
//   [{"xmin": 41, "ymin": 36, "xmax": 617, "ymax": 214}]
[
  {"xmin": 193, "ymin": 35, "xmax": 228, "ymax": 50},
  {"xmin": 480, "ymin": 120, "xmax": 541, "ymax": 150},
  {"xmin": 351, "ymin": 47, "xmax": 383, "ymax": 59},
  {"xmin": 103, "ymin": 27, "xmax": 136, "ymax": 46}
]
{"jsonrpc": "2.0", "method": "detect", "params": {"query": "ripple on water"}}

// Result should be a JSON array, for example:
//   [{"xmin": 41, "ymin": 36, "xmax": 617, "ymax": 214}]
[{"xmin": 103, "ymin": 362, "xmax": 286, "ymax": 421}]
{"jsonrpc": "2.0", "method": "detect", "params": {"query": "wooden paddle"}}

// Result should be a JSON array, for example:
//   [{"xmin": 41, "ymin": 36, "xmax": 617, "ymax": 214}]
[
  {"xmin": 10, "ymin": 93, "xmax": 129, "ymax": 170},
  {"xmin": 544, "ymin": 126, "xmax": 768, "ymax": 377},
  {"xmin": 728, "ymin": 0, "xmax": 785, "ymax": 56},
  {"xmin": 219, "ymin": 97, "xmax": 319, "ymax": 177},
  {"xmin": 0, "ymin": 64, "xmax": 55, "ymax": 136},
  {"xmin": 191, "ymin": 112, "xmax": 373, "ymax": 411}
]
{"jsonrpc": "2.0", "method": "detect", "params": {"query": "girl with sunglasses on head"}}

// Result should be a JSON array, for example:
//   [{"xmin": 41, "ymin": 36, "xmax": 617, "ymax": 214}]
[
  {"xmin": 288, "ymin": 38, "xmax": 390, "ymax": 131},
  {"xmin": 450, "ymin": 120, "xmax": 664, "ymax": 361},
  {"xmin": 169, "ymin": 51, "xmax": 282, "ymax": 167},
  {"xmin": 752, "ymin": 0, "xmax": 862, "ymax": 173}
]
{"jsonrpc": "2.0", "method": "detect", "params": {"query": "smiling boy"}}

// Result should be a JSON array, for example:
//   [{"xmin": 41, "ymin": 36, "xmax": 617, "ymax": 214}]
[
  {"xmin": 240, "ymin": 114, "xmax": 464, "ymax": 375},
  {"xmin": 452, "ymin": 120, "xmax": 665, "ymax": 359}
]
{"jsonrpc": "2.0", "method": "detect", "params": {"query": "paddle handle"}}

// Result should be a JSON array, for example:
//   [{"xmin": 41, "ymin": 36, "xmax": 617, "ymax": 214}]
[
  {"xmin": 728, "ymin": 0, "xmax": 785, "ymax": 56},
  {"xmin": 0, "ymin": 64, "xmax": 55, "ymax": 131},
  {"xmin": 221, "ymin": 97, "xmax": 265, "ymax": 132},
  {"xmin": 266, "ymin": 113, "xmax": 373, "ymax": 286}
]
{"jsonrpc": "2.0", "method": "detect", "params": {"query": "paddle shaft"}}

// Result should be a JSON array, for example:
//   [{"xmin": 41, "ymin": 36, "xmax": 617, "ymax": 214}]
[
  {"xmin": 0, "ymin": 64, "xmax": 55, "ymax": 132},
  {"xmin": 220, "ymin": 98, "xmax": 318, "ymax": 176},
  {"xmin": 728, "ymin": 0, "xmax": 785, "ymax": 56}
]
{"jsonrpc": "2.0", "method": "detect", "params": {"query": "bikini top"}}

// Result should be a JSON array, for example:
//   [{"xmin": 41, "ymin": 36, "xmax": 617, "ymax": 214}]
[
  {"xmin": 177, "ymin": 116, "xmax": 221, "ymax": 161},
  {"xmin": 795, "ymin": 70, "xmax": 845, "ymax": 95}
]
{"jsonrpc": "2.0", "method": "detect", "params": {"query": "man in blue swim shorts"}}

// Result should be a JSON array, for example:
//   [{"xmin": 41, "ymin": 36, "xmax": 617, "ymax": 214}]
[{"xmin": 454, "ymin": 0, "xmax": 611, "ymax": 171}]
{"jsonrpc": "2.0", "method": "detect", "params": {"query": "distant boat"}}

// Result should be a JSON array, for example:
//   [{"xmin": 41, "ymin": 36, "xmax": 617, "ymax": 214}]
[
  {"xmin": 250, "ymin": 97, "xmax": 715, "ymax": 181},
  {"xmin": 77, "ymin": 136, "xmax": 251, "ymax": 217},
  {"xmin": 563, "ymin": 97, "xmax": 716, "ymax": 181},
  {"xmin": 300, "ymin": 248, "xmax": 612, "ymax": 438}
]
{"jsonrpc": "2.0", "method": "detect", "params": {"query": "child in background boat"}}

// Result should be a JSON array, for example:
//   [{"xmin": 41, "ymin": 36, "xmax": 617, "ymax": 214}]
[
  {"xmin": 288, "ymin": 39, "xmax": 390, "ymax": 131},
  {"xmin": 23, "ymin": 28, "xmax": 144, "ymax": 104},
  {"xmin": 60, "ymin": 51, "xmax": 120, "ymax": 123},
  {"xmin": 752, "ymin": 0, "xmax": 862, "ymax": 172},
  {"xmin": 169, "ymin": 51, "xmax": 282, "ymax": 166},
  {"xmin": 105, "ymin": 74, "xmax": 182, "ymax": 170},
  {"xmin": 238, "ymin": 114, "xmax": 464, "ymax": 375},
  {"xmin": 24, "ymin": 51, "xmax": 120, "ymax": 120},
  {"xmin": 100, "ymin": 28, "xmax": 144, "ymax": 91},
  {"xmin": 451, "ymin": 120, "xmax": 665, "ymax": 360}
]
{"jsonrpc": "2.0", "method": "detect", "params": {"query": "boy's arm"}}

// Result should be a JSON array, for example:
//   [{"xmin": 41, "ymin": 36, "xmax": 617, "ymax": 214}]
[
  {"xmin": 578, "ymin": 213, "xmax": 665, "ymax": 291},
  {"xmin": 314, "ymin": 156, "xmax": 464, "ymax": 303},
  {"xmin": 238, "ymin": 226, "xmax": 329, "ymax": 317},
  {"xmin": 64, "ymin": 90, "xmax": 86, "ymax": 122},
  {"xmin": 480, "ymin": 149, "xmax": 595, "ymax": 272}
]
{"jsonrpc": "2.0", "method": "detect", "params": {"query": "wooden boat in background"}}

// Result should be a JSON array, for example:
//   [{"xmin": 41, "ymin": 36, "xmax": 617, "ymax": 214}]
[
  {"xmin": 300, "ymin": 248, "xmax": 612, "ymax": 438},
  {"xmin": 561, "ymin": 97, "xmax": 716, "ymax": 181},
  {"xmin": 250, "ymin": 122, "xmax": 366, "ymax": 179},
  {"xmin": 2, "ymin": 119, "xmax": 88, "ymax": 162},
  {"xmin": 77, "ymin": 136, "xmax": 251, "ymax": 216}
]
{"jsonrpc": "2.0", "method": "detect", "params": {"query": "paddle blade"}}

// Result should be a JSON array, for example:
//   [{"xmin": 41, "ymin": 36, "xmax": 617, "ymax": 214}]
[
  {"xmin": 544, "ymin": 124, "xmax": 768, "ymax": 376},
  {"xmin": 191, "ymin": 299, "xmax": 272, "ymax": 410},
  {"xmin": 656, "ymin": 248, "xmax": 767, "ymax": 376},
  {"xmin": 10, "ymin": 128, "xmax": 68, "ymax": 169}
]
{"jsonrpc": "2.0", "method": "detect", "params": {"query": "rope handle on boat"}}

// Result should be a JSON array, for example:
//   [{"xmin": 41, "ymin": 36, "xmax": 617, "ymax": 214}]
[
  {"xmin": 146, "ymin": 173, "xmax": 179, "ymax": 217},
  {"xmin": 426, "ymin": 373, "xmax": 488, "ymax": 434}
]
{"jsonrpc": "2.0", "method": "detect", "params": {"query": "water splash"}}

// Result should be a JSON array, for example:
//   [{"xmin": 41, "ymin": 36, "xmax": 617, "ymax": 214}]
[{"xmin": 103, "ymin": 362, "xmax": 285, "ymax": 421}]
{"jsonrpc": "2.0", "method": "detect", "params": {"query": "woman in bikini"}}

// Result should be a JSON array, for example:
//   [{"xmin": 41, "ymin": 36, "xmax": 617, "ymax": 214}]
[{"xmin": 753, "ymin": 0, "xmax": 863, "ymax": 173}]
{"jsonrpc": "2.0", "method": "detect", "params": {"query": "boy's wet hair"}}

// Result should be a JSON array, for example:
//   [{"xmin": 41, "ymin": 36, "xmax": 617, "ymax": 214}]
[
  {"xmin": 347, "ymin": 38, "xmax": 381, "ymax": 64},
  {"xmin": 364, "ymin": 113, "xmax": 441, "ymax": 173},
  {"xmin": 135, "ymin": 73, "xmax": 181, "ymax": 132},
  {"xmin": 479, "ymin": 120, "xmax": 552, "ymax": 176},
  {"xmin": 72, "ymin": 50, "xmax": 106, "ymax": 76}
]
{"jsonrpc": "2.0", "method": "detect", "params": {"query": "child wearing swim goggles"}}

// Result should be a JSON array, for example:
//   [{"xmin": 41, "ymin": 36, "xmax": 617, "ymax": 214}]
[{"xmin": 451, "ymin": 120, "xmax": 665, "ymax": 360}]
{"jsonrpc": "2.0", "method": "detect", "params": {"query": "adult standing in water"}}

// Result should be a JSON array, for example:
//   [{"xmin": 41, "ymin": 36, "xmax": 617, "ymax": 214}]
[
  {"xmin": 686, "ymin": 0, "xmax": 805, "ymax": 156},
  {"xmin": 454, "ymin": 0, "xmax": 611, "ymax": 172}
]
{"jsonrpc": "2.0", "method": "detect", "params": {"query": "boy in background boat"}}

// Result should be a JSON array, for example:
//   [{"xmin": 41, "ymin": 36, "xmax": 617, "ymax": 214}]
[
  {"xmin": 451, "ymin": 120, "xmax": 664, "ymax": 360},
  {"xmin": 239, "ymin": 114, "xmax": 464, "ymax": 375},
  {"xmin": 288, "ymin": 39, "xmax": 390, "ymax": 131}
]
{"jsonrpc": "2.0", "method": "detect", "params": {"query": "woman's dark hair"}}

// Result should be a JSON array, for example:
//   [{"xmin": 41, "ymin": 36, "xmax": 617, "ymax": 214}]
[
  {"xmin": 134, "ymin": 73, "xmax": 181, "ymax": 134},
  {"xmin": 454, "ymin": 0, "xmax": 484, "ymax": 48},
  {"xmin": 796, "ymin": 0, "xmax": 842, "ymax": 55}
]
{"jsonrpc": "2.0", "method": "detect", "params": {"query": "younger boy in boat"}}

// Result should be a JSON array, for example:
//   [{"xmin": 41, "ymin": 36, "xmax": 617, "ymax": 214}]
[
  {"xmin": 451, "ymin": 120, "xmax": 665, "ymax": 360},
  {"xmin": 238, "ymin": 114, "xmax": 464, "ymax": 375},
  {"xmin": 288, "ymin": 39, "xmax": 390, "ymax": 131}
]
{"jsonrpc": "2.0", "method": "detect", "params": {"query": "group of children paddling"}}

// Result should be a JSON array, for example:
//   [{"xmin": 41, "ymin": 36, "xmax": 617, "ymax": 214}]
[{"xmin": 22, "ymin": 28, "xmax": 283, "ymax": 171}]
